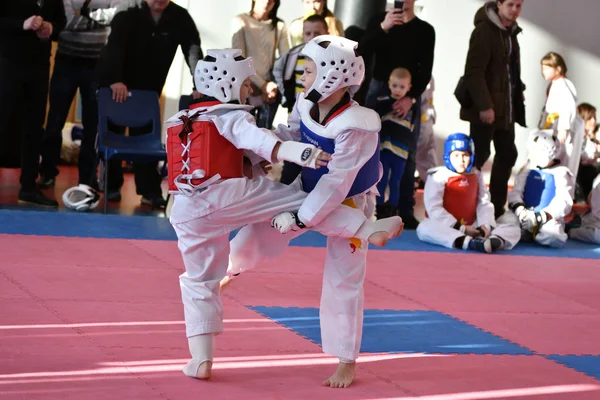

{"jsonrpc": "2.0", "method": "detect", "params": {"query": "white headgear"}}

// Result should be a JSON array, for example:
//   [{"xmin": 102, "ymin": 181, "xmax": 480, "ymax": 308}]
[
  {"xmin": 62, "ymin": 184, "xmax": 100, "ymax": 212},
  {"xmin": 527, "ymin": 130, "xmax": 561, "ymax": 169},
  {"xmin": 301, "ymin": 35, "xmax": 365, "ymax": 102},
  {"xmin": 194, "ymin": 49, "xmax": 256, "ymax": 104}
]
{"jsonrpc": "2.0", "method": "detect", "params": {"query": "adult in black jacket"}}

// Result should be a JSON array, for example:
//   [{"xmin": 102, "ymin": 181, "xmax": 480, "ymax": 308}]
[
  {"xmin": 359, "ymin": 0, "xmax": 435, "ymax": 229},
  {"xmin": 0, "ymin": 0, "xmax": 66, "ymax": 207},
  {"xmin": 460, "ymin": 0, "xmax": 526, "ymax": 219},
  {"xmin": 95, "ymin": 0, "xmax": 203, "ymax": 207}
]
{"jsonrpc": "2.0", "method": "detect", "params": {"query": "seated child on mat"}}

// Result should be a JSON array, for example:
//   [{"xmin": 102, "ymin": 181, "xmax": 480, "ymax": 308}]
[
  {"xmin": 567, "ymin": 174, "xmax": 600, "ymax": 244},
  {"xmin": 506, "ymin": 130, "xmax": 574, "ymax": 248},
  {"xmin": 417, "ymin": 133, "xmax": 520, "ymax": 253}
]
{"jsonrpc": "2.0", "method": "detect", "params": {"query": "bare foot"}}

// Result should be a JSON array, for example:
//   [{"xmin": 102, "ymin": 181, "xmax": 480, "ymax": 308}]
[
  {"xmin": 368, "ymin": 221, "xmax": 404, "ymax": 247},
  {"xmin": 368, "ymin": 231, "xmax": 389, "ymax": 247},
  {"xmin": 219, "ymin": 275, "xmax": 236, "ymax": 293},
  {"xmin": 183, "ymin": 360, "xmax": 212, "ymax": 380},
  {"xmin": 323, "ymin": 362, "xmax": 356, "ymax": 388}
]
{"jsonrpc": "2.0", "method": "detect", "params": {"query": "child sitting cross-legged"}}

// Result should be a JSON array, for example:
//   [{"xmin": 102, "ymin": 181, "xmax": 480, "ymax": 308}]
[
  {"xmin": 417, "ymin": 133, "xmax": 521, "ymax": 253},
  {"xmin": 506, "ymin": 130, "xmax": 575, "ymax": 248}
]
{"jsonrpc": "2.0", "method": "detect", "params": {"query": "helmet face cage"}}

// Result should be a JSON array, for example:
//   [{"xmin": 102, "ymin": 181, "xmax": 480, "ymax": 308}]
[
  {"xmin": 443, "ymin": 133, "xmax": 475, "ymax": 173},
  {"xmin": 301, "ymin": 35, "xmax": 365, "ymax": 102},
  {"xmin": 194, "ymin": 49, "xmax": 256, "ymax": 104},
  {"xmin": 527, "ymin": 131, "xmax": 560, "ymax": 168}
]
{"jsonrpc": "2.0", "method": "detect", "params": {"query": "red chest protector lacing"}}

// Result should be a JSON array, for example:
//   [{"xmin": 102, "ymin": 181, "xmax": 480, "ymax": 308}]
[
  {"xmin": 166, "ymin": 101, "xmax": 244, "ymax": 195},
  {"xmin": 443, "ymin": 173, "xmax": 479, "ymax": 225}
]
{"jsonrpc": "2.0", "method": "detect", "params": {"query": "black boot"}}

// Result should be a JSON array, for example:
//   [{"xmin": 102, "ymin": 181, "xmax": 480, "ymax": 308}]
[
  {"xmin": 399, "ymin": 214, "xmax": 420, "ymax": 230},
  {"xmin": 376, "ymin": 202, "xmax": 390, "ymax": 219},
  {"xmin": 36, "ymin": 175, "xmax": 56, "ymax": 189},
  {"xmin": 387, "ymin": 204, "xmax": 398, "ymax": 216},
  {"xmin": 18, "ymin": 189, "xmax": 58, "ymax": 207}
]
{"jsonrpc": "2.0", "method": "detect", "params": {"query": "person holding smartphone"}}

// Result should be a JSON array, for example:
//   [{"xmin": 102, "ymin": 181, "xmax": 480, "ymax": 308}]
[{"xmin": 359, "ymin": 0, "xmax": 435, "ymax": 230}]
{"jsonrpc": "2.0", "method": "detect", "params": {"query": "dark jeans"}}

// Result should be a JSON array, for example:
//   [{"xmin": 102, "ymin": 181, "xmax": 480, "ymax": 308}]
[
  {"xmin": 40, "ymin": 58, "xmax": 99, "ymax": 186},
  {"xmin": 377, "ymin": 150, "xmax": 407, "ymax": 206},
  {"xmin": 0, "ymin": 59, "xmax": 49, "ymax": 191},
  {"xmin": 105, "ymin": 123, "xmax": 163, "ymax": 198},
  {"xmin": 365, "ymin": 79, "xmax": 421, "ymax": 217},
  {"xmin": 470, "ymin": 123, "xmax": 518, "ymax": 218}
]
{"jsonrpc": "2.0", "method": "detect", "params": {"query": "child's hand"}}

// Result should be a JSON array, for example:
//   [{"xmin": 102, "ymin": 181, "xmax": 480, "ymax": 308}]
[
  {"xmin": 315, "ymin": 150, "xmax": 331, "ymax": 168},
  {"xmin": 36, "ymin": 21, "xmax": 53, "ymax": 40},
  {"xmin": 259, "ymin": 160, "xmax": 273, "ymax": 174},
  {"xmin": 479, "ymin": 225, "xmax": 491, "ymax": 238},
  {"xmin": 462, "ymin": 225, "xmax": 480, "ymax": 237},
  {"xmin": 273, "ymin": 142, "xmax": 329, "ymax": 169}
]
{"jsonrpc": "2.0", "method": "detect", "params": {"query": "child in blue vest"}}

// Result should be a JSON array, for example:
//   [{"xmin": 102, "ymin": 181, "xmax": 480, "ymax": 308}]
[
  {"xmin": 417, "ymin": 133, "xmax": 520, "ymax": 252},
  {"xmin": 506, "ymin": 130, "xmax": 575, "ymax": 247},
  {"xmin": 223, "ymin": 35, "xmax": 403, "ymax": 388}
]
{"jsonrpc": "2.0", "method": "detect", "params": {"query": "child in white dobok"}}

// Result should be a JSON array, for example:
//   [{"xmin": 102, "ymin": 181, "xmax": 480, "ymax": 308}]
[
  {"xmin": 568, "ymin": 174, "xmax": 600, "ymax": 244},
  {"xmin": 167, "ymin": 49, "xmax": 403, "ymax": 381},
  {"xmin": 222, "ymin": 36, "xmax": 404, "ymax": 388},
  {"xmin": 416, "ymin": 77, "xmax": 438, "ymax": 182},
  {"xmin": 417, "ymin": 133, "xmax": 520, "ymax": 253},
  {"xmin": 506, "ymin": 130, "xmax": 575, "ymax": 248}
]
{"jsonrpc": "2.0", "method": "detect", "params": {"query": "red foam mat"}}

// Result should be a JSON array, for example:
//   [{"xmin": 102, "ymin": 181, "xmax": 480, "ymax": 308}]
[{"xmin": 1, "ymin": 235, "xmax": 599, "ymax": 399}]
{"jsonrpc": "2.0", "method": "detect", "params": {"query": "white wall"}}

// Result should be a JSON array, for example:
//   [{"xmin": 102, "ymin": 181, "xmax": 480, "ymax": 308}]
[{"xmin": 164, "ymin": 0, "xmax": 600, "ymax": 180}]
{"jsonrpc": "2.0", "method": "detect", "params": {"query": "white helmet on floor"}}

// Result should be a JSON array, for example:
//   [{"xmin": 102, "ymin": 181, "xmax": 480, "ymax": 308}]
[
  {"xmin": 301, "ymin": 35, "xmax": 365, "ymax": 102},
  {"xmin": 62, "ymin": 184, "xmax": 100, "ymax": 212},
  {"xmin": 194, "ymin": 49, "xmax": 256, "ymax": 104},
  {"xmin": 527, "ymin": 130, "xmax": 561, "ymax": 169}
]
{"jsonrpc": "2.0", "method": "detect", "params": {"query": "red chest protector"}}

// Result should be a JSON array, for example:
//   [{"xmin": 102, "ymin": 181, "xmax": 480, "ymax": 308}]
[
  {"xmin": 443, "ymin": 173, "xmax": 479, "ymax": 225},
  {"xmin": 166, "ymin": 102, "xmax": 244, "ymax": 194}
]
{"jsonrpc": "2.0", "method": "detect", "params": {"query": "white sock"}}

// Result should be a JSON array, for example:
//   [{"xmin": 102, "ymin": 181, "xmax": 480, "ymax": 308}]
[
  {"xmin": 183, "ymin": 333, "xmax": 215, "ymax": 377},
  {"xmin": 462, "ymin": 235, "xmax": 473, "ymax": 250},
  {"xmin": 338, "ymin": 357, "xmax": 355, "ymax": 364}
]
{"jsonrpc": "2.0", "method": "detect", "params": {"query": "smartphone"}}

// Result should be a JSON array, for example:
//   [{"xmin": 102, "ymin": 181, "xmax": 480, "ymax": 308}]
[{"xmin": 394, "ymin": 0, "xmax": 405, "ymax": 12}]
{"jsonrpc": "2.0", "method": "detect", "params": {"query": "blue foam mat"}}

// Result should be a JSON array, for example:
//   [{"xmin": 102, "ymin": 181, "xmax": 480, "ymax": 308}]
[
  {"xmin": 547, "ymin": 355, "xmax": 600, "ymax": 380},
  {"xmin": 1, "ymin": 209, "xmax": 599, "ymax": 259},
  {"xmin": 248, "ymin": 306, "xmax": 533, "ymax": 356}
]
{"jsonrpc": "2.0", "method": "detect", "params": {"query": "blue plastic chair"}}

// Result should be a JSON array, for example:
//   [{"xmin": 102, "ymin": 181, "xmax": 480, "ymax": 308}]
[{"xmin": 97, "ymin": 88, "xmax": 167, "ymax": 213}]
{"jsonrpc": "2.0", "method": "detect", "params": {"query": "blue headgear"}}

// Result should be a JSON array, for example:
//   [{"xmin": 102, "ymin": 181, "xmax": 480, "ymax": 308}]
[{"xmin": 443, "ymin": 133, "xmax": 475, "ymax": 173}]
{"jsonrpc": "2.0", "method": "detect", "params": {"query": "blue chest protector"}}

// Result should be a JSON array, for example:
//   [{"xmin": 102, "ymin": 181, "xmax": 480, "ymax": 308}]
[
  {"xmin": 300, "ymin": 121, "xmax": 381, "ymax": 197},
  {"xmin": 523, "ymin": 169, "xmax": 556, "ymax": 212}
]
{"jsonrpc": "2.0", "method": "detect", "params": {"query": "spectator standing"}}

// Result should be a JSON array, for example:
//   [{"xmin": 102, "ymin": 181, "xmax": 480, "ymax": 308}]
[
  {"xmin": 288, "ymin": 0, "xmax": 343, "ymax": 47},
  {"xmin": 539, "ymin": 51, "xmax": 584, "ymax": 178},
  {"xmin": 38, "ymin": 0, "xmax": 122, "ymax": 191},
  {"xmin": 0, "ymin": 0, "xmax": 66, "ymax": 207},
  {"xmin": 232, "ymin": 0, "xmax": 288, "ymax": 129},
  {"xmin": 359, "ymin": 0, "xmax": 435, "ymax": 229},
  {"xmin": 459, "ymin": 0, "xmax": 526, "ymax": 219},
  {"xmin": 95, "ymin": 0, "xmax": 203, "ymax": 208},
  {"xmin": 272, "ymin": 13, "xmax": 328, "ymax": 113}
]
